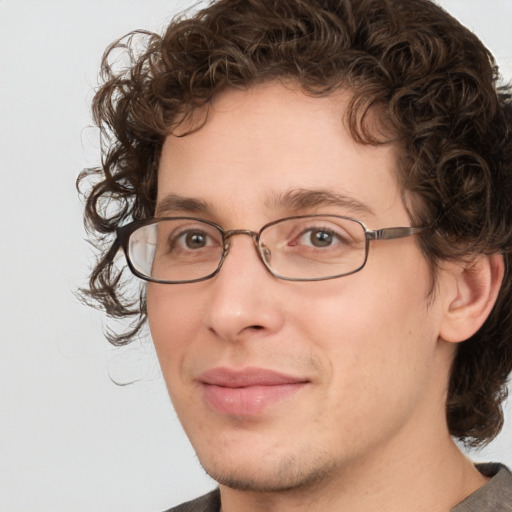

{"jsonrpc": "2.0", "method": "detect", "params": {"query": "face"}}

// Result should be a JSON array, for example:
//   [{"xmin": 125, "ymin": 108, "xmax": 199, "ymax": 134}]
[{"xmin": 147, "ymin": 83, "xmax": 452, "ymax": 492}]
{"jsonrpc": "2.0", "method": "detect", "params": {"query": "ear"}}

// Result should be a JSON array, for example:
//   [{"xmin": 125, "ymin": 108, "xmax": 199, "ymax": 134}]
[{"xmin": 439, "ymin": 253, "xmax": 504, "ymax": 343}]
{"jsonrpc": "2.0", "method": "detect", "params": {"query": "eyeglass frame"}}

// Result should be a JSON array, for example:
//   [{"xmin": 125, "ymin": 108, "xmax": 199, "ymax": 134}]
[{"xmin": 114, "ymin": 215, "xmax": 425, "ymax": 284}]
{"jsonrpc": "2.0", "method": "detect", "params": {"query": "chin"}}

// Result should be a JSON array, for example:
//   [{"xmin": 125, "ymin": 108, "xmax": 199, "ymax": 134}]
[{"xmin": 198, "ymin": 450, "xmax": 338, "ymax": 493}]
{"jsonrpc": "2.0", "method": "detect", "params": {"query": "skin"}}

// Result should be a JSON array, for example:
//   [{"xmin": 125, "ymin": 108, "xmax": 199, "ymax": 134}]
[{"xmin": 147, "ymin": 82, "xmax": 494, "ymax": 512}]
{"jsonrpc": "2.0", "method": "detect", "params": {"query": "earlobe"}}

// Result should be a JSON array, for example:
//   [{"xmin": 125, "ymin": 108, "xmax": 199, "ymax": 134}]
[{"xmin": 439, "ymin": 254, "xmax": 504, "ymax": 343}]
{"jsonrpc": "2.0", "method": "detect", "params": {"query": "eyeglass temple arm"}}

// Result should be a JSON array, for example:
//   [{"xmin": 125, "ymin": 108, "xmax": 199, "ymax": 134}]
[
  {"xmin": 367, "ymin": 226, "xmax": 425, "ymax": 240},
  {"xmin": 105, "ymin": 237, "xmax": 123, "ymax": 262}
]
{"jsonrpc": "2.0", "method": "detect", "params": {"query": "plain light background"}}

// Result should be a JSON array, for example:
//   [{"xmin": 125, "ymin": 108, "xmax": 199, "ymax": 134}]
[{"xmin": 1, "ymin": 1, "xmax": 511, "ymax": 511}]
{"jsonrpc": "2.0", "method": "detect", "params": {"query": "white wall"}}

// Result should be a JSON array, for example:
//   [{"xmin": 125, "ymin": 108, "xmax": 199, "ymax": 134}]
[{"xmin": 0, "ymin": 1, "xmax": 510, "ymax": 511}]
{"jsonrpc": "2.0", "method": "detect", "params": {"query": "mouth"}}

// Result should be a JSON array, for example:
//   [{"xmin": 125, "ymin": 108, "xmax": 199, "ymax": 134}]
[{"xmin": 198, "ymin": 367, "xmax": 309, "ymax": 416}]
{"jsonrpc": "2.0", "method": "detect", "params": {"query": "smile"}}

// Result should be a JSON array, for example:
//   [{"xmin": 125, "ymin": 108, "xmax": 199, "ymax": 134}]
[{"xmin": 199, "ymin": 367, "xmax": 309, "ymax": 416}]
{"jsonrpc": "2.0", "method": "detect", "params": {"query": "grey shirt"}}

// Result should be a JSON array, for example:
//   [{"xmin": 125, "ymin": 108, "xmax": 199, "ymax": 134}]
[
  {"xmin": 452, "ymin": 463, "xmax": 512, "ymax": 511},
  {"xmin": 166, "ymin": 463, "xmax": 511, "ymax": 512}
]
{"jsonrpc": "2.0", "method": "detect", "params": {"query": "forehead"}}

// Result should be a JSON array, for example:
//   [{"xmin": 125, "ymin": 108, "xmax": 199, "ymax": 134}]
[{"xmin": 157, "ymin": 82, "xmax": 407, "ymax": 226}]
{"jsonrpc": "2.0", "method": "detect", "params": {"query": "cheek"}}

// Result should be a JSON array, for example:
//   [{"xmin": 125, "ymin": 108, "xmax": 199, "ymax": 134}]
[
  {"xmin": 146, "ymin": 284, "xmax": 203, "ymax": 372},
  {"xmin": 291, "ymin": 283, "xmax": 435, "ymax": 446},
  {"xmin": 291, "ymin": 250, "xmax": 437, "ymax": 396}
]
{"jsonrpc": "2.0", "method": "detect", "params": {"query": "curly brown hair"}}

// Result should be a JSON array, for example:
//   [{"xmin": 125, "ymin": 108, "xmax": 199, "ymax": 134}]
[{"xmin": 78, "ymin": 0, "xmax": 512, "ymax": 447}]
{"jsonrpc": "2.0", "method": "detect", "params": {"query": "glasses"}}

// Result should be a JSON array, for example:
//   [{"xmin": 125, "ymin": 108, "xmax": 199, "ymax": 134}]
[{"xmin": 115, "ymin": 215, "xmax": 424, "ymax": 284}]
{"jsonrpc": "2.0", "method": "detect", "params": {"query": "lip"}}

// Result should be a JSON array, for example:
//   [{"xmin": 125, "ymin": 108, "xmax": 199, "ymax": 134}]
[{"xmin": 199, "ymin": 367, "xmax": 309, "ymax": 416}]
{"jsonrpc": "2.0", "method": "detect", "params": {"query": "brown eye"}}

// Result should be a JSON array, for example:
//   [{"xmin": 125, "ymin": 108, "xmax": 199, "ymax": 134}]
[
  {"xmin": 184, "ymin": 231, "xmax": 208, "ymax": 249},
  {"xmin": 309, "ymin": 229, "xmax": 333, "ymax": 247}
]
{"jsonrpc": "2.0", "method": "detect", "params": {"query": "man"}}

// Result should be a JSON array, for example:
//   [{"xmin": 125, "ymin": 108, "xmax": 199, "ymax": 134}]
[{"xmin": 79, "ymin": 0, "xmax": 512, "ymax": 510}]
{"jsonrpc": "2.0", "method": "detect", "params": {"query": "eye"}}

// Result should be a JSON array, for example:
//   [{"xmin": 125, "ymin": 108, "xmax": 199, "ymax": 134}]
[
  {"xmin": 158, "ymin": 221, "xmax": 222, "ymax": 254},
  {"xmin": 173, "ymin": 229, "xmax": 215, "ymax": 250},
  {"xmin": 296, "ymin": 227, "xmax": 345, "ymax": 248},
  {"xmin": 182, "ymin": 230, "xmax": 209, "ymax": 249},
  {"xmin": 304, "ymin": 229, "xmax": 335, "ymax": 247}
]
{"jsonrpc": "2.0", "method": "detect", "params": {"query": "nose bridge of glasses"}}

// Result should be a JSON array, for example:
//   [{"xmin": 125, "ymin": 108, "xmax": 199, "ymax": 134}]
[
  {"xmin": 222, "ymin": 228, "xmax": 259, "ymax": 250},
  {"xmin": 222, "ymin": 229, "xmax": 267, "ymax": 261},
  {"xmin": 223, "ymin": 229, "xmax": 259, "ymax": 244}
]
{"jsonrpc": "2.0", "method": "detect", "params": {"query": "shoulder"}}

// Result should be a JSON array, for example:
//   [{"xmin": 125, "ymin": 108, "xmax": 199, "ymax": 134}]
[
  {"xmin": 452, "ymin": 463, "xmax": 512, "ymax": 511},
  {"xmin": 163, "ymin": 489, "xmax": 221, "ymax": 512}
]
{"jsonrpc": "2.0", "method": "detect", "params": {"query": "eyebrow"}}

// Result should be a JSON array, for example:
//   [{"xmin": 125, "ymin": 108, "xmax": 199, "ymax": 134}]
[
  {"xmin": 155, "ymin": 194, "xmax": 210, "ymax": 217},
  {"xmin": 267, "ymin": 188, "xmax": 376, "ymax": 217},
  {"xmin": 154, "ymin": 188, "xmax": 375, "ymax": 218}
]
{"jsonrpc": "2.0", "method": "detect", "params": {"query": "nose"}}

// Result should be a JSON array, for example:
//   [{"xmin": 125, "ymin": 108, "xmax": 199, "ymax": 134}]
[{"xmin": 203, "ymin": 233, "xmax": 285, "ymax": 343}]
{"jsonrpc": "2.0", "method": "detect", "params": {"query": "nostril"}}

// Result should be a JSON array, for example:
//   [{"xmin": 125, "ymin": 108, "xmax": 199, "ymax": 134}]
[{"xmin": 249, "ymin": 325, "xmax": 264, "ymax": 330}]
